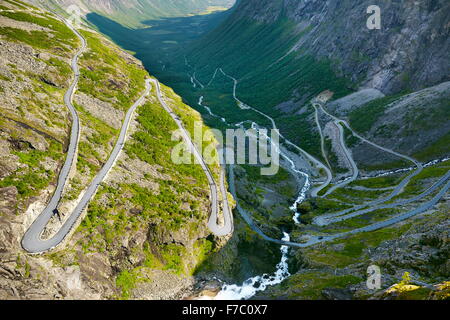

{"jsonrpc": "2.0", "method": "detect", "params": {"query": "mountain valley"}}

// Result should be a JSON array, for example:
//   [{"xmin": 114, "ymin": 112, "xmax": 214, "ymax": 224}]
[{"xmin": 0, "ymin": 0, "xmax": 449, "ymax": 301}]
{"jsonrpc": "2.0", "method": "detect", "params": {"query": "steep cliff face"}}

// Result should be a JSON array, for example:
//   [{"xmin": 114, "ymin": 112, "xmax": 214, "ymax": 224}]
[{"xmin": 219, "ymin": 0, "xmax": 450, "ymax": 93}]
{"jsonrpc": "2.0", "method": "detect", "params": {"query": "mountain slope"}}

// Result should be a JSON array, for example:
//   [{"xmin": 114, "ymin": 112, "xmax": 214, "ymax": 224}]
[
  {"xmin": 2, "ymin": 0, "xmax": 449, "ymax": 301},
  {"xmin": 188, "ymin": 0, "xmax": 449, "ymax": 94},
  {"xmin": 161, "ymin": 0, "xmax": 449, "ymax": 164},
  {"xmin": 0, "ymin": 0, "xmax": 224, "ymax": 299},
  {"xmin": 148, "ymin": 0, "xmax": 450, "ymax": 299}
]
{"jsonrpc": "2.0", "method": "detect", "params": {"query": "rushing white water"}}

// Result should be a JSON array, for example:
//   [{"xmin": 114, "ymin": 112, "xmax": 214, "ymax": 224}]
[
  {"xmin": 184, "ymin": 65, "xmax": 450, "ymax": 299},
  {"xmin": 214, "ymin": 232, "xmax": 291, "ymax": 300},
  {"xmin": 218, "ymin": 68, "xmax": 316, "ymax": 222}
]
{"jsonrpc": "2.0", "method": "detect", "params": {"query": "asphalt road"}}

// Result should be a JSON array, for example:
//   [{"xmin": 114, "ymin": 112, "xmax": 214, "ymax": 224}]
[
  {"xmin": 320, "ymin": 169, "xmax": 450, "ymax": 226},
  {"xmin": 149, "ymin": 79, "xmax": 234, "ymax": 237},
  {"xmin": 22, "ymin": 19, "xmax": 152, "ymax": 253},
  {"xmin": 318, "ymin": 102, "xmax": 423, "ymax": 173},
  {"xmin": 22, "ymin": 19, "xmax": 85, "ymax": 253},
  {"xmin": 210, "ymin": 149, "xmax": 234, "ymax": 236},
  {"xmin": 23, "ymin": 75, "xmax": 233, "ymax": 253},
  {"xmin": 224, "ymin": 99, "xmax": 448, "ymax": 248},
  {"xmin": 176, "ymin": 67, "xmax": 448, "ymax": 249},
  {"xmin": 313, "ymin": 103, "xmax": 332, "ymax": 169}
]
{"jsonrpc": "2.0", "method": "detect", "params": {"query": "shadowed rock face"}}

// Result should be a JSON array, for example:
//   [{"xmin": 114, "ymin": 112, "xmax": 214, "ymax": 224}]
[
  {"xmin": 224, "ymin": 0, "xmax": 450, "ymax": 94},
  {"xmin": 29, "ymin": 0, "xmax": 236, "ymax": 26}
]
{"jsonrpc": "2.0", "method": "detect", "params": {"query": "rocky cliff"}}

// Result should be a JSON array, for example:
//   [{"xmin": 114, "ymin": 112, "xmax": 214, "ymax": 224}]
[
  {"xmin": 170, "ymin": 0, "xmax": 450, "ymax": 300},
  {"xmin": 3, "ymin": 0, "xmax": 448, "ymax": 301}
]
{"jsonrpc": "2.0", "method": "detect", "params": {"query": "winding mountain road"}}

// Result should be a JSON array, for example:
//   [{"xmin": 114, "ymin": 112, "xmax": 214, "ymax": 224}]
[
  {"xmin": 22, "ymin": 19, "xmax": 152, "ymax": 253},
  {"xmin": 218, "ymin": 68, "xmax": 332, "ymax": 198},
  {"xmin": 318, "ymin": 102, "xmax": 423, "ymax": 173},
  {"xmin": 312, "ymin": 102, "xmax": 426, "ymax": 225},
  {"xmin": 181, "ymin": 66, "xmax": 448, "ymax": 249},
  {"xmin": 313, "ymin": 103, "xmax": 332, "ymax": 170},
  {"xmin": 23, "ymin": 54, "xmax": 232, "ymax": 254},
  {"xmin": 149, "ymin": 79, "xmax": 234, "ymax": 237},
  {"xmin": 312, "ymin": 100, "xmax": 359, "ymax": 196},
  {"xmin": 320, "ymin": 170, "xmax": 450, "ymax": 226}
]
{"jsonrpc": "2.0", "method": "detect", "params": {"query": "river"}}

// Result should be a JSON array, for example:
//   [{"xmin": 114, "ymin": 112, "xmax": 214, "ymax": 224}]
[{"xmin": 200, "ymin": 232, "xmax": 291, "ymax": 300}]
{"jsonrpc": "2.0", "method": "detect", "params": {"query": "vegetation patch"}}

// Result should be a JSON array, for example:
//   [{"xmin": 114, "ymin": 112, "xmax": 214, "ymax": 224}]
[
  {"xmin": 276, "ymin": 271, "xmax": 362, "ymax": 299},
  {"xmin": 348, "ymin": 93, "xmax": 406, "ymax": 133}
]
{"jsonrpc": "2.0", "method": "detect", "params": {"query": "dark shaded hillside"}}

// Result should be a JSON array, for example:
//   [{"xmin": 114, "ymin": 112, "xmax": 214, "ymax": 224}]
[{"xmin": 185, "ymin": 17, "xmax": 353, "ymax": 114}]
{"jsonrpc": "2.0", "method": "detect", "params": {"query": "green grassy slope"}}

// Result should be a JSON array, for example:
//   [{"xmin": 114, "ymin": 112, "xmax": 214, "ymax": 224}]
[
  {"xmin": 0, "ymin": 0, "xmax": 224, "ymax": 299},
  {"xmin": 0, "ymin": 3, "xmax": 78, "ymax": 204},
  {"xmin": 187, "ymin": 18, "xmax": 351, "ymax": 112}
]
